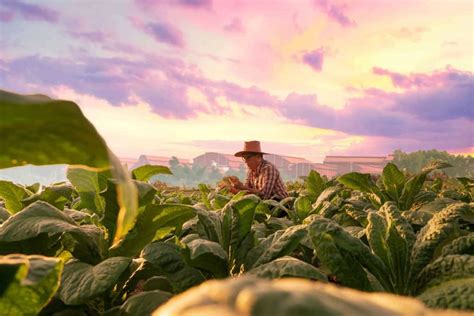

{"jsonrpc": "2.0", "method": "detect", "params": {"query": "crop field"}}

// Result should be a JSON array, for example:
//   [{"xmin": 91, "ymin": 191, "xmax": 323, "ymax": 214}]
[{"xmin": 1, "ymin": 91, "xmax": 473, "ymax": 315}]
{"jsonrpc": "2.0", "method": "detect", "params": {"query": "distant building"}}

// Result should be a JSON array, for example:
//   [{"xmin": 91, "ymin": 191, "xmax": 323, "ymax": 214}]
[
  {"xmin": 132, "ymin": 155, "xmax": 191, "ymax": 169},
  {"xmin": 323, "ymin": 156, "xmax": 393, "ymax": 175},
  {"xmin": 264, "ymin": 154, "xmax": 313, "ymax": 170},
  {"xmin": 193, "ymin": 152, "xmax": 246, "ymax": 171}
]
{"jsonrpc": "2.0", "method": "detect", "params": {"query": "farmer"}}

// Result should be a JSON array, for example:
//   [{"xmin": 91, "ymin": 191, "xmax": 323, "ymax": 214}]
[{"xmin": 228, "ymin": 140, "xmax": 288, "ymax": 201}]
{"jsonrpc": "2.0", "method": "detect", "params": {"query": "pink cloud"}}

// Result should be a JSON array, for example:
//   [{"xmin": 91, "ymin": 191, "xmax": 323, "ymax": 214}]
[
  {"xmin": 373, "ymin": 66, "xmax": 472, "ymax": 89},
  {"xmin": 132, "ymin": 18, "xmax": 186, "ymax": 48},
  {"xmin": 314, "ymin": 0, "xmax": 356, "ymax": 27},
  {"xmin": 136, "ymin": 0, "xmax": 213, "ymax": 10},
  {"xmin": 301, "ymin": 48, "xmax": 325, "ymax": 72},
  {"xmin": 0, "ymin": 10, "xmax": 14, "ymax": 22},
  {"xmin": 224, "ymin": 17, "xmax": 244, "ymax": 33}
]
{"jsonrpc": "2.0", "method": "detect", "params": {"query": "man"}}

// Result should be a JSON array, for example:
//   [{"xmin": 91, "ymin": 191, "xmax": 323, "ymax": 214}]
[{"xmin": 228, "ymin": 140, "xmax": 288, "ymax": 201}]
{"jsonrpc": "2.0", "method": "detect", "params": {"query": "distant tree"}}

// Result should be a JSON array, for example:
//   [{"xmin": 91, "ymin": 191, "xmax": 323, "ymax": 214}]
[{"xmin": 392, "ymin": 149, "xmax": 474, "ymax": 177}]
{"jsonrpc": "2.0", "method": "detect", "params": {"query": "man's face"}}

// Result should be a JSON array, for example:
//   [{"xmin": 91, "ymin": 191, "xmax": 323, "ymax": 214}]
[{"xmin": 242, "ymin": 154, "xmax": 261, "ymax": 170}]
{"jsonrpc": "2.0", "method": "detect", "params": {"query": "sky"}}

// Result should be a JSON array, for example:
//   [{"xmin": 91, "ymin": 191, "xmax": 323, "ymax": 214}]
[{"xmin": 0, "ymin": 0, "xmax": 472, "ymax": 163}]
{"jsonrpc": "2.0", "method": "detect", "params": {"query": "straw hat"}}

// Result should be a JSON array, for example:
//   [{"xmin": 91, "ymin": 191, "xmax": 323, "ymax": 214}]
[{"xmin": 234, "ymin": 141, "xmax": 269, "ymax": 157}]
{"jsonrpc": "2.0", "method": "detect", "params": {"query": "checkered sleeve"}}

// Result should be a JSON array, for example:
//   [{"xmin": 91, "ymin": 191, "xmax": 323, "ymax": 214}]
[
  {"xmin": 260, "ymin": 165, "xmax": 278, "ymax": 199},
  {"xmin": 244, "ymin": 169, "xmax": 252, "ymax": 188}
]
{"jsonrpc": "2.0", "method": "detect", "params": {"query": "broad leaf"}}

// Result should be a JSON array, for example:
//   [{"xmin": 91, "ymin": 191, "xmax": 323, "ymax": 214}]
[
  {"xmin": 244, "ymin": 225, "xmax": 307, "ymax": 269},
  {"xmin": 184, "ymin": 239, "xmax": 228, "ymax": 278},
  {"xmin": 414, "ymin": 254, "xmax": 474, "ymax": 295},
  {"xmin": 248, "ymin": 256, "xmax": 327, "ymax": 281},
  {"xmin": 0, "ymin": 89, "xmax": 110, "ymax": 169},
  {"xmin": 441, "ymin": 234, "xmax": 474, "ymax": 256},
  {"xmin": 294, "ymin": 196, "xmax": 312, "ymax": 222},
  {"xmin": 141, "ymin": 242, "xmax": 205, "ymax": 293},
  {"xmin": 0, "ymin": 254, "xmax": 63, "ymax": 315},
  {"xmin": 337, "ymin": 173, "xmax": 379, "ymax": 195},
  {"xmin": 119, "ymin": 290, "xmax": 172, "ymax": 315},
  {"xmin": 305, "ymin": 170, "xmax": 326, "ymax": 202},
  {"xmin": 0, "ymin": 201, "xmax": 105, "ymax": 262},
  {"xmin": 131, "ymin": 164, "xmax": 172, "ymax": 182},
  {"xmin": 409, "ymin": 203, "xmax": 473, "ymax": 286},
  {"xmin": 67, "ymin": 167, "xmax": 110, "ymax": 214},
  {"xmin": 22, "ymin": 184, "xmax": 73, "ymax": 210},
  {"xmin": 382, "ymin": 163, "xmax": 405, "ymax": 201},
  {"xmin": 309, "ymin": 218, "xmax": 392, "ymax": 292},
  {"xmin": 110, "ymin": 204, "xmax": 197, "ymax": 257},
  {"xmin": 0, "ymin": 180, "xmax": 31, "ymax": 214},
  {"xmin": 58, "ymin": 257, "xmax": 131, "ymax": 305},
  {"xmin": 417, "ymin": 278, "xmax": 474, "ymax": 310}
]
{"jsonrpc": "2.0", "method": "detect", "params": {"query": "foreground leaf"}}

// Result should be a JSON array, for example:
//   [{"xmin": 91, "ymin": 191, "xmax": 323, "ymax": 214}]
[
  {"xmin": 0, "ymin": 89, "xmax": 110, "ymax": 169},
  {"xmin": 0, "ymin": 254, "xmax": 63, "ymax": 315},
  {"xmin": 0, "ymin": 180, "xmax": 31, "ymax": 214},
  {"xmin": 153, "ymin": 276, "xmax": 449, "ymax": 316},
  {"xmin": 58, "ymin": 257, "xmax": 131, "ymax": 305},
  {"xmin": 248, "ymin": 256, "xmax": 327, "ymax": 281}
]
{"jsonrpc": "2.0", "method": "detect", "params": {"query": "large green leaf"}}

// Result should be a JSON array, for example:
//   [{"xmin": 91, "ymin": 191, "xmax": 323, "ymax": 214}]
[
  {"xmin": 337, "ymin": 173, "xmax": 380, "ymax": 195},
  {"xmin": 141, "ymin": 242, "xmax": 205, "ymax": 293},
  {"xmin": 67, "ymin": 167, "xmax": 110, "ymax": 214},
  {"xmin": 221, "ymin": 195, "xmax": 259, "ymax": 258},
  {"xmin": 154, "ymin": 276, "xmax": 439, "ymax": 316},
  {"xmin": 184, "ymin": 239, "xmax": 228, "ymax": 278},
  {"xmin": 58, "ymin": 257, "xmax": 131, "ymax": 305},
  {"xmin": 414, "ymin": 254, "xmax": 474, "ymax": 295},
  {"xmin": 244, "ymin": 225, "xmax": 307, "ymax": 270},
  {"xmin": 313, "ymin": 186, "xmax": 342, "ymax": 209},
  {"xmin": 109, "ymin": 204, "xmax": 197, "ymax": 257},
  {"xmin": 0, "ymin": 180, "xmax": 31, "ymax": 214},
  {"xmin": 382, "ymin": 163, "xmax": 405, "ymax": 202},
  {"xmin": 22, "ymin": 183, "xmax": 73, "ymax": 210},
  {"xmin": 417, "ymin": 278, "xmax": 474, "ymax": 310},
  {"xmin": 305, "ymin": 170, "xmax": 326, "ymax": 202},
  {"xmin": 248, "ymin": 256, "xmax": 327, "ymax": 281},
  {"xmin": 0, "ymin": 254, "xmax": 63, "ymax": 315},
  {"xmin": 0, "ymin": 90, "xmax": 138, "ymax": 249},
  {"xmin": 196, "ymin": 209, "xmax": 222, "ymax": 243},
  {"xmin": 119, "ymin": 290, "xmax": 172, "ymax": 315},
  {"xmin": 0, "ymin": 201, "xmax": 104, "ymax": 263},
  {"xmin": 294, "ymin": 196, "xmax": 312, "ymax": 222},
  {"xmin": 309, "ymin": 218, "xmax": 392, "ymax": 292},
  {"xmin": 441, "ymin": 234, "xmax": 474, "ymax": 256},
  {"xmin": 0, "ymin": 89, "xmax": 110, "ymax": 169},
  {"xmin": 399, "ymin": 161, "xmax": 452, "ymax": 211},
  {"xmin": 409, "ymin": 203, "xmax": 473, "ymax": 286},
  {"xmin": 0, "ymin": 201, "xmax": 81, "ymax": 241},
  {"xmin": 131, "ymin": 164, "xmax": 172, "ymax": 182}
]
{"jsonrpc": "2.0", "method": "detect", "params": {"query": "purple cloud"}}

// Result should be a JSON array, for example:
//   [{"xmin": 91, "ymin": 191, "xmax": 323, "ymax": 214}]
[
  {"xmin": 0, "ymin": 10, "xmax": 14, "ymax": 22},
  {"xmin": 0, "ymin": 0, "xmax": 58, "ymax": 23},
  {"xmin": 135, "ymin": 0, "xmax": 212, "ymax": 10},
  {"xmin": 66, "ymin": 30, "xmax": 109, "ymax": 44},
  {"xmin": 142, "ymin": 22, "xmax": 185, "ymax": 48},
  {"xmin": 1, "ymin": 54, "xmax": 472, "ymax": 152},
  {"xmin": 314, "ymin": 0, "xmax": 356, "ymax": 28},
  {"xmin": 224, "ymin": 17, "xmax": 244, "ymax": 33},
  {"xmin": 373, "ymin": 66, "xmax": 471, "ymax": 89},
  {"xmin": 302, "ymin": 48, "xmax": 324, "ymax": 72}
]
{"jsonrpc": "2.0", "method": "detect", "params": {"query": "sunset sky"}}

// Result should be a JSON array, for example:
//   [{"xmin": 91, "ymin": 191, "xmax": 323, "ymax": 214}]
[{"xmin": 1, "ymin": 0, "xmax": 472, "ymax": 162}]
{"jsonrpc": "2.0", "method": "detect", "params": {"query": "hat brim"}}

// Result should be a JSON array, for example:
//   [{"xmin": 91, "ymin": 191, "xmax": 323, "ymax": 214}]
[{"xmin": 234, "ymin": 151, "xmax": 269, "ymax": 157}]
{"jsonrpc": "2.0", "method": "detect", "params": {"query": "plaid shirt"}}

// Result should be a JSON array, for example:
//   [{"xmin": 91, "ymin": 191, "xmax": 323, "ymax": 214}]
[{"xmin": 245, "ymin": 159, "xmax": 288, "ymax": 200}]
